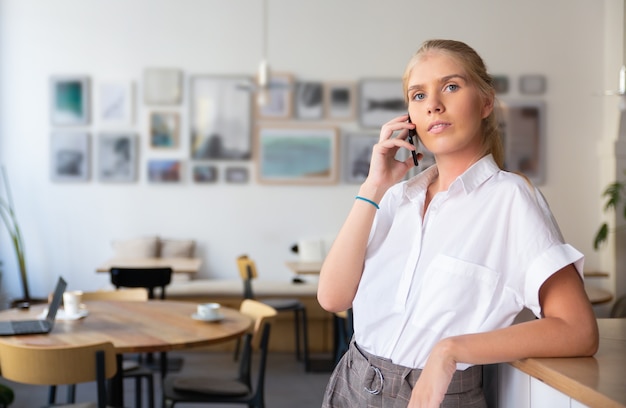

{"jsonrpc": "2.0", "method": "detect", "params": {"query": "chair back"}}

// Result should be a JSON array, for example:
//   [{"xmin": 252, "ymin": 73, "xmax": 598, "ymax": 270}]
[
  {"xmin": 237, "ymin": 255, "xmax": 258, "ymax": 299},
  {"xmin": 82, "ymin": 288, "xmax": 149, "ymax": 302},
  {"xmin": 237, "ymin": 299, "xmax": 276, "ymax": 404},
  {"xmin": 611, "ymin": 294, "xmax": 626, "ymax": 318},
  {"xmin": 239, "ymin": 299, "xmax": 276, "ymax": 350},
  {"xmin": 110, "ymin": 267, "xmax": 172, "ymax": 299},
  {"xmin": 0, "ymin": 341, "xmax": 117, "ymax": 408}
]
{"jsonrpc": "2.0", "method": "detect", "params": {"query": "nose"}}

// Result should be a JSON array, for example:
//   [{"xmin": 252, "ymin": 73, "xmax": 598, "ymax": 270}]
[{"xmin": 427, "ymin": 96, "xmax": 444, "ymax": 114}]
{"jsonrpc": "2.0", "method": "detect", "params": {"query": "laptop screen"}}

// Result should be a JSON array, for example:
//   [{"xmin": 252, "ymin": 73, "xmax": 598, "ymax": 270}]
[{"xmin": 45, "ymin": 277, "xmax": 67, "ymax": 322}]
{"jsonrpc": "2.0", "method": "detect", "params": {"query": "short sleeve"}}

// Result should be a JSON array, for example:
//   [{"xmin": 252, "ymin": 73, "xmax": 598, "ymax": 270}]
[{"xmin": 524, "ymin": 243, "xmax": 584, "ymax": 317}]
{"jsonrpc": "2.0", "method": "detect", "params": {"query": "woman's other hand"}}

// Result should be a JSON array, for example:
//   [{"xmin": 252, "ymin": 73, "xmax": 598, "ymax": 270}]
[{"xmin": 408, "ymin": 340, "xmax": 457, "ymax": 408}]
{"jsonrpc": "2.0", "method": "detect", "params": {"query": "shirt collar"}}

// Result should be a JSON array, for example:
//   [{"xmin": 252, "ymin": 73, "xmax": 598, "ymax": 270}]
[{"xmin": 404, "ymin": 154, "xmax": 500, "ymax": 201}]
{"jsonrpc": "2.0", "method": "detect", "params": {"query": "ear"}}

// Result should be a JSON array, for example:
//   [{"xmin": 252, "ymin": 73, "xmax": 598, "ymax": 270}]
[{"xmin": 481, "ymin": 92, "xmax": 495, "ymax": 119}]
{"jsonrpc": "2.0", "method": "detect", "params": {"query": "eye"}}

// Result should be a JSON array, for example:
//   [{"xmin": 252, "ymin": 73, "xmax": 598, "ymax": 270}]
[
  {"xmin": 445, "ymin": 83, "xmax": 459, "ymax": 92},
  {"xmin": 412, "ymin": 92, "xmax": 426, "ymax": 101}
]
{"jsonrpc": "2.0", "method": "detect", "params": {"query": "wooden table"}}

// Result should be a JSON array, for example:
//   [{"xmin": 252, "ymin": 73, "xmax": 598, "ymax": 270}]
[
  {"xmin": 0, "ymin": 300, "xmax": 251, "ymax": 407},
  {"xmin": 509, "ymin": 318, "xmax": 626, "ymax": 407},
  {"xmin": 285, "ymin": 261, "xmax": 323, "ymax": 275},
  {"xmin": 96, "ymin": 257, "xmax": 202, "ymax": 274}
]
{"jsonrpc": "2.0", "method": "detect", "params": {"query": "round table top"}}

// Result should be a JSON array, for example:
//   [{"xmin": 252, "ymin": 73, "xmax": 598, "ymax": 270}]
[{"xmin": 0, "ymin": 300, "xmax": 252, "ymax": 353}]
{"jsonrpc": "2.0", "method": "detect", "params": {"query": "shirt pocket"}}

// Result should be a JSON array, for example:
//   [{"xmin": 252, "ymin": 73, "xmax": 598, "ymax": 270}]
[{"xmin": 412, "ymin": 254, "xmax": 500, "ymax": 336}]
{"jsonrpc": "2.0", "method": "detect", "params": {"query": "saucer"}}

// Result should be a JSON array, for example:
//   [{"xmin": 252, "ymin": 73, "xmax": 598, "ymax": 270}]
[
  {"xmin": 191, "ymin": 313, "xmax": 224, "ymax": 322},
  {"xmin": 39, "ymin": 308, "xmax": 89, "ymax": 321}
]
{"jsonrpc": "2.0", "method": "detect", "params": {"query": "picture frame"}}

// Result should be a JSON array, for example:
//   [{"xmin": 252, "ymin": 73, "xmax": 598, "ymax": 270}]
[
  {"xmin": 294, "ymin": 81, "xmax": 324, "ymax": 120},
  {"xmin": 98, "ymin": 81, "xmax": 134, "ymax": 126},
  {"xmin": 324, "ymin": 81, "xmax": 356, "ymax": 120},
  {"xmin": 256, "ymin": 73, "xmax": 294, "ymax": 120},
  {"xmin": 190, "ymin": 75, "xmax": 252, "ymax": 160},
  {"xmin": 97, "ymin": 133, "xmax": 138, "ymax": 182},
  {"xmin": 50, "ymin": 76, "xmax": 90, "ymax": 126},
  {"xmin": 492, "ymin": 75, "xmax": 509, "ymax": 94},
  {"xmin": 497, "ymin": 99, "xmax": 546, "ymax": 184},
  {"xmin": 256, "ymin": 126, "xmax": 338, "ymax": 185},
  {"xmin": 358, "ymin": 78, "xmax": 405, "ymax": 128},
  {"xmin": 192, "ymin": 164, "xmax": 218, "ymax": 183},
  {"xmin": 519, "ymin": 74, "xmax": 547, "ymax": 95},
  {"xmin": 343, "ymin": 131, "xmax": 379, "ymax": 183},
  {"xmin": 149, "ymin": 111, "xmax": 179, "ymax": 148},
  {"xmin": 50, "ymin": 132, "xmax": 90, "ymax": 181},
  {"xmin": 225, "ymin": 166, "xmax": 249, "ymax": 183},
  {"xmin": 147, "ymin": 159, "xmax": 183, "ymax": 183},
  {"xmin": 143, "ymin": 68, "xmax": 182, "ymax": 105}
]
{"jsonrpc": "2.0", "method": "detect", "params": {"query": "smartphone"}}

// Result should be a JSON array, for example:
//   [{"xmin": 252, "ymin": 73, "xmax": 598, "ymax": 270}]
[{"xmin": 407, "ymin": 115, "xmax": 419, "ymax": 167}]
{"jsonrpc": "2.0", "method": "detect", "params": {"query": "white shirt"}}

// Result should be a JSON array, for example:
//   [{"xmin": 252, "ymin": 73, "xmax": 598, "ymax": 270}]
[{"xmin": 352, "ymin": 155, "xmax": 584, "ymax": 370}]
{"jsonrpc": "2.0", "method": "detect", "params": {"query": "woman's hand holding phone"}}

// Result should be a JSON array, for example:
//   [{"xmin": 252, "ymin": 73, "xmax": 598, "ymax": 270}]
[{"xmin": 361, "ymin": 114, "xmax": 420, "ymax": 197}]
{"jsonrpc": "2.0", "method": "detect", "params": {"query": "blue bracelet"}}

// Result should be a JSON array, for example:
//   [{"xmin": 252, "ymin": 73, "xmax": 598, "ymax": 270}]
[{"xmin": 355, "ymin": 195, "xmax": 380, "ymax": 210}]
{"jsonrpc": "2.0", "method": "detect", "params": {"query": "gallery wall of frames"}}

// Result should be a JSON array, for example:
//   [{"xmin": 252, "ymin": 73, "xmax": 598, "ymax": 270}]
[{"xmin": 49, "ymin": 69, "xmax": 547, "ymax": 186}]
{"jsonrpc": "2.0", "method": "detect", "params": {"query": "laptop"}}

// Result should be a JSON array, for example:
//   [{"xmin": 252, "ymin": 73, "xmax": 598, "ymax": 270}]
[{"xmin": 0, "ymin": 276, "xmax": 67, "ymax": 336}]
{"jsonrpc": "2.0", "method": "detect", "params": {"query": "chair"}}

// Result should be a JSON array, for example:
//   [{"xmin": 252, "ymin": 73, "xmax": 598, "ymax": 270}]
[
  {"xmin": 236, "ymin": 255, "xmax": 310, "ymax": 371},
  {"xmin": 109, "ymin": 267, "xmax": 183, "ymax": 379},
  {"xmin": 610, "ymin": 294, "xmax": 626, "ymax": 317},
  {"xmin": 110, "ymin": 267, "xmax": 172, "ymax": 300},
  {"xmin": 48, "ymin": 288, "xmax": 155, "ymax": 408},
  {"xmin": 0, "ymin": 341, "xmax": 117, "ymax": 408},
  {"xmin": 162, "ymin": 299, "xmax": 277, "ymax": 408},
  {"xmin": 333, "ymin": 308, "xmax": 353, "ymax": 366}
]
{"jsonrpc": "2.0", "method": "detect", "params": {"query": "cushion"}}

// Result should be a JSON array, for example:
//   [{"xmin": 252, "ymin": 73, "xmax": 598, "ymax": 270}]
[
  {"xmin": 111, "ymin": 236, "xmax": 159, "ymax": 259},
  {"xmin": 173, "ymin": 376, "xmax": 249, "ymax": 396},
  {"xmin": 160, "ymin": 238, "xmax": 195, "ymax": 258}
]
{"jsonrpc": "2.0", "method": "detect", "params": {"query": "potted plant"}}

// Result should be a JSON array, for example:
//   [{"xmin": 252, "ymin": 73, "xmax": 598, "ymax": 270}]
[
  {"xmin": 0, "ymin": 166, "xmax": 31, "ymax": 305},
  {"xmin": 0, "ymin": 382, "xmax": 14, "ymax": 407}
]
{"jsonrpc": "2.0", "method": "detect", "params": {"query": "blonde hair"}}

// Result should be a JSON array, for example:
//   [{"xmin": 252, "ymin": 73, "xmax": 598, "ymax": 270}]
[{"xmin": 402, "ymin": 39, "xmax": 504, "ymax": 168}]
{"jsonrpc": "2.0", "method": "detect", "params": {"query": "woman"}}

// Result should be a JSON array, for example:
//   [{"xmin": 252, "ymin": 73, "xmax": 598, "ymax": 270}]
[{"xmin": 317, "ymin": 39, "xmax": 598, "ymax": 408}]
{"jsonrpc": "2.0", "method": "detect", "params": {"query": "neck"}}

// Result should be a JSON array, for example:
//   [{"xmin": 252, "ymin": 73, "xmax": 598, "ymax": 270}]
[{"xmin": 432, "ymin": 152, "xmax": 483, "ymax": 192}]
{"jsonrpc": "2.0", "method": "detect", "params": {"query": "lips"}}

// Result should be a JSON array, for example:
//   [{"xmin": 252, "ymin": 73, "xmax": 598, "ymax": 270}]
[{"xmin": 428, "ymin": 121, "xmax": 451, "ymax": 132}]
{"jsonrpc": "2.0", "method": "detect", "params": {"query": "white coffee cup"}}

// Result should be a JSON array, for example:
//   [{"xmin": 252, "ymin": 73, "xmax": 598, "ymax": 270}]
[
  {"xmin": 63, "ymin": 290, "xmax": 83, "ymax": 316},
  {"xmin": 197, "ymin": 303, "xmax": 220, "ymax": 319}
]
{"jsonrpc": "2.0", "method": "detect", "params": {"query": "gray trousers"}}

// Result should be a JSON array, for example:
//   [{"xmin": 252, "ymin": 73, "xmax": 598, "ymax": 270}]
[{"xmin": 322, "ymin": 340, "xmax": 487, "ymax": 408}]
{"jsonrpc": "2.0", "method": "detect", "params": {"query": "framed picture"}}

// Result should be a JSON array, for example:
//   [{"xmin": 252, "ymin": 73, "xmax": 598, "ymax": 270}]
[
  {"xmin": 256, "ymin": 126, "xmax": 338, "ymax": 185},
  {"xmin": 99, "ymin": 81, "xmax": 134, "ymax": 126},
  {"xmin": 225, "ymin": 167, "xmax": 249, "ymax": 183},
  {"xmin": 358, "ymin": 78, "xmax": 405, "ymax": 128},
  {"xmin": 325, "ymin": 81, "xmax": 356, "ymax": 120},
  {"xmin": 192, "ymin": 164, "xmax": 218, "ymax": 183},
  {"xmin": 190, "ymin": 75, "xmax": 252, "ymax": 160},
  {"xmin": 343, "ymin": 131, "xmax": 379, "ymax": 183},
  {"xmin": 256, "ymin": 73, "xmax": 293, "ymax": 120},
  {"xmin": 143, "ymin": 68, "xmax": 182, "ymax": 105},
  {"xmin": 492, "ymin": 75, "xmax": 509, "ymax": 94},
  {"xmin": 97, "ymin": 133, "xmax": 137, "ymax": 182},
  {"xmin": 50, "ymin": 132, "xmax": 90, "ymax": 181},
  {"xmin": 294, "ymin": 81, "xmax": 323, "ymax": 119},
  {"xmin": 50, "ymin": 76, "xmax": 90, "ymax": 126},
  {"xmin": 148, "ymin": 159, "xmax": 182, "ymax": 183},
  {"xmin": 497, "ymin": 99, "xmax": 546, "ymax": 184},
  {"xmin": 149, "ymin": 111, "xmax": 179, "ymax": 148},
  {"xmin": 519, "ymin": 74, "xmax": 547, "ymax": 95}
]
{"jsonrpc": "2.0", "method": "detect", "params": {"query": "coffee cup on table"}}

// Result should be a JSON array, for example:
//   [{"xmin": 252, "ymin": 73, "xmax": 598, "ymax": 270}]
[
  {"xmin": 197, "ymin": 303, "xmax": 221, "ymax": 320},
  {"xmin": 63, "ymin": 290, "xmax": 83, "ymax": 316}
]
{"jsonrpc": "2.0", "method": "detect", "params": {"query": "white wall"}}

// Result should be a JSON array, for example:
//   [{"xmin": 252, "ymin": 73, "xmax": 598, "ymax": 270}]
[{"xmin": 0, "ymin": 0, "xmax": 620, "ymax": 303}]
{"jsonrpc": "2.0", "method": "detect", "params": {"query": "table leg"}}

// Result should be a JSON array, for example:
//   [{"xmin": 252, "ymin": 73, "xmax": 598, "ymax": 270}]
[{"xmin": 107, "ymin": 354, "xmax": 124, "ymax": 408}]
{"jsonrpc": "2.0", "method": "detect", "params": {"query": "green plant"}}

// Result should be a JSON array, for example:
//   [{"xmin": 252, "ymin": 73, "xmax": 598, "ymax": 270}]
[
  {"xmin": 594, "ymin": 176, "xmax": 626, "ymax": 250},
  {"xmin": 0, "ymin": 382, "xmax": 14, "ymax": 407},
  {"xmin": 0, "ymin": 166, "xmax": 30, "ymax": 302}
]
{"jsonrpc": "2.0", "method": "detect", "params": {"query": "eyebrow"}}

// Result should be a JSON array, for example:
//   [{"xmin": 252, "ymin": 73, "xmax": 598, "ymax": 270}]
[{"xmin": 407, "ymin": 74, "xmax": 468, "ymax": 92}]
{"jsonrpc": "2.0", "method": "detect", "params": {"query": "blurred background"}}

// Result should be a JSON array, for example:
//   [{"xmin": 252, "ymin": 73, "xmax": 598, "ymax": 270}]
[{"xmin": 0, "ymin": 0, "xmax": 623, "ymax": 317}]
